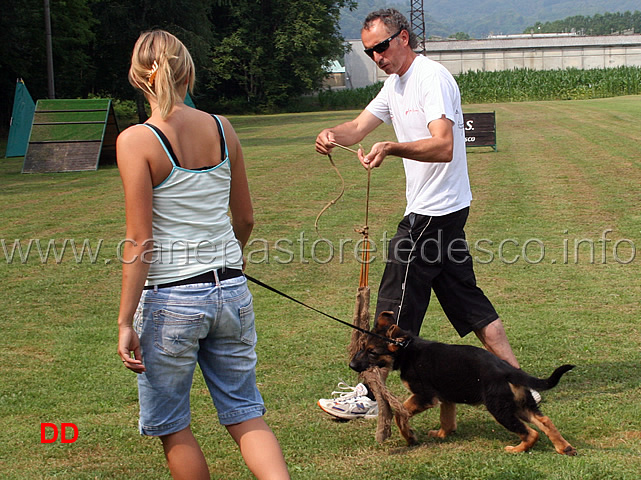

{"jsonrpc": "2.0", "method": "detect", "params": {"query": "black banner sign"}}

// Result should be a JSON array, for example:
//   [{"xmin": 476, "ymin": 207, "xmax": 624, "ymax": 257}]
[{"xmin": 463, "ymin": 112, "xmax": 496, "ymax": 151}]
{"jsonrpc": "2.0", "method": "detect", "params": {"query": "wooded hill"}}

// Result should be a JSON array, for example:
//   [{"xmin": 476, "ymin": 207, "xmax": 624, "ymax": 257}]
[{"xmin": 340, "ymin": 0, "xmax": 640, "ymax": 39}]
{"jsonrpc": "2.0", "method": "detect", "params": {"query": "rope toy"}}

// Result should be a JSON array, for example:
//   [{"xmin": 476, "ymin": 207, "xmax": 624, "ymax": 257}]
[{"xmin": 317, "ymin": 141, "xmax": 408, "ymax": 443}]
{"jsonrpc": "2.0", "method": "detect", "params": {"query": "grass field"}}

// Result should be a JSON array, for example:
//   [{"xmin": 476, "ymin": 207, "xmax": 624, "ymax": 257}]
[{"xmin": 1, "ymin": 96, "xmax": 640, "ymax": 479}]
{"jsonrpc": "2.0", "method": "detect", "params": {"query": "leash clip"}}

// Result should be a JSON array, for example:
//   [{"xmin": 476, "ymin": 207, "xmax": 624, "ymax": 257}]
[{"xmin": 394, "ymin": 337, "xmax": 412, "ymax": 349}]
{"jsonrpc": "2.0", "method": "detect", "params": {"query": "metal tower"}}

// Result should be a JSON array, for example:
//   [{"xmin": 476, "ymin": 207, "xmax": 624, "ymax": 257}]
[{"xmin": 410, "ymin": 0, "xmax": 426, "ymax": 54}]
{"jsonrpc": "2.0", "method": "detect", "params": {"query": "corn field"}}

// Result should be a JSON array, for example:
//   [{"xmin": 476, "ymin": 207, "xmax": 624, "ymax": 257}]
[
  {"xmin": 316, "ymin": 66, "xmax": 641, "ymax": 109},
  {"xmin": 456, "ymin": 66, "xmax": 641, "ymax": 103}
]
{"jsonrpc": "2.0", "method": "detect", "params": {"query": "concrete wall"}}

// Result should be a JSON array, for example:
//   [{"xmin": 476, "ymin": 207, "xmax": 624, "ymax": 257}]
[
  {"xmin": 345, "ymin": 41, "xmax": 379, "ymax": 88},
  {"xmin": 345, "ymin": 35, "xmax": 641, "ymax": 88}
]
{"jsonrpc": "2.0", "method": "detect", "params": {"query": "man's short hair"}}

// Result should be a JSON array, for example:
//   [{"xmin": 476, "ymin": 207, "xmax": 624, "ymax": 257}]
[{"xmin": 362, "ymin": 8, "xmax": 419, "ymax": 50}]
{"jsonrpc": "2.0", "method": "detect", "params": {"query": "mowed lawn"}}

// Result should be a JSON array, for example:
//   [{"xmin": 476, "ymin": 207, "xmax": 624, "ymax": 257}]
[{"xmin": 0, "ymin": 96, "xmax": 640, "ymax": 479}]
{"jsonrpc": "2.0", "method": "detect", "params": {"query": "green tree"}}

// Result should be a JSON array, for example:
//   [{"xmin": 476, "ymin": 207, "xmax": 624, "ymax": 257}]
[
  {"xmin": 52, "ymin": 0, "xmax": 96, "ymax": 97},
  {"xmin": 1, "ymin": 0, "xmax": 357, "ymax": 126},
  {"xmin": 525, "ymin": 11, "xmax": 641, "ymax": 35},
  {"xmin": 1, "ymin": 1, "xmax": 41, "ymax": 129},
  {"xmin": 208, "ymin": 0, "xmax": 355, "ymax": 111},
  {"xmin": 449, "ymin": 32, "xmax": 471, "ymax": 40},
  {"xmin": 89, "ymin": 0, "xmax": 214, "ymax": 121},
  {"xmin": 0, "ymin": 0, "xmax": 95, "ymax": 129}
]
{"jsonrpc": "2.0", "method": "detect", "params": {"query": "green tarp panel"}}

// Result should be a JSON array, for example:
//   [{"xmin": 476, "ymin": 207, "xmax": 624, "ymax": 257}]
[
  {"xmin": 5, "ymin": 79, "xmax": 36, "ymax": 158},
  {"xmin": 185, "ymin": 91, "xmax": 195, "ymax": 108},
  {"xmin": 22, "ymin": 98, "xmax": 120, "ymax": 173}
]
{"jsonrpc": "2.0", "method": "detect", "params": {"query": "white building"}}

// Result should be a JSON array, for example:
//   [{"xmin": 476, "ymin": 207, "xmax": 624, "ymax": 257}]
[{"xmin": 344, "ymin": 34, "xmax": 641, "ymax": 88}]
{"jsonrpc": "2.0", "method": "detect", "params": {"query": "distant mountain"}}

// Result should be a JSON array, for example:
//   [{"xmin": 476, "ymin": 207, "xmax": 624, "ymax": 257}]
[{"xmin": 340, "ymin": 0, "xmax": 640, "ymax": 39}]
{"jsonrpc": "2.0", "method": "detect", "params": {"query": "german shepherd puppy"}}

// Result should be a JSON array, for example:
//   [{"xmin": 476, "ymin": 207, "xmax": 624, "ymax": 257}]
[{"xmin": 350, "ymin": 312, "xmax": 577, "ymax": 455}]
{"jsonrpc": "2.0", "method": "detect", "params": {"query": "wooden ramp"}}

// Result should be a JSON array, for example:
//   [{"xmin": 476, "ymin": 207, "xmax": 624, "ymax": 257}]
[{"xmin": 22, "ymin": 99, "xmax": 119, "ymax": 173}]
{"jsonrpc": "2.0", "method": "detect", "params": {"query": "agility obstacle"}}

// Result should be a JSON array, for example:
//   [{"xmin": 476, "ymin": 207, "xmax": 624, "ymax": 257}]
[
  {"xmin": 22, "ymin": 99, "xmax": 119, "ymax": 173},
  {"xmin": 5, "ymin": 79, "xmax": 36, "ymax": 158}
]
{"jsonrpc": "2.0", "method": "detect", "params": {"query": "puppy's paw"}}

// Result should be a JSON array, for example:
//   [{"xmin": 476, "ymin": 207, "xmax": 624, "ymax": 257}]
[
  {"xmin": 559, "ymin": 445, "xmax": 577, "ymax": 456},
  {"xmin": 505, "ymin": 444, "xmax": 530, "ymax": 453},
  {"xmin": 427, "ymin": 428, "xmax": 450, "ymax": 439},
  {"xmin": 403, "ymin": 429, "xmax": 418, "ymax": 446},
  {"xmin": 406, "ymin": 436, "xmax": 418, "ymax": 446}
]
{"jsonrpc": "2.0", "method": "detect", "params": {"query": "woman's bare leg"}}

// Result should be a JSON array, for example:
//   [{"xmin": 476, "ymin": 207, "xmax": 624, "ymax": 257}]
[
  {"xmin": 160, "ymin": 426, "xmax": 210, "ymax": 480},
  {"xmin": 226, "ymin": 417, "xmax": 290, "ymax": 480}
]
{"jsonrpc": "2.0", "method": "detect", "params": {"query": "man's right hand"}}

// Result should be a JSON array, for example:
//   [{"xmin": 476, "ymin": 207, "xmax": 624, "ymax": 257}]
[{"xmin": 315, "ymin": 129, "xmax": 336, "ymax": 155}]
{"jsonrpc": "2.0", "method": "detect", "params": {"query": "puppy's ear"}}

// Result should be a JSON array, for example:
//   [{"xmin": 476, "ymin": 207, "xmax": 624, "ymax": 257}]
[
  {"xmin": 387, "ymin": 324, "xmax": 402, "ymax": 338},
  {"xmin": 385, "ymin": 324, "xmax": 408, "ymax": 352},
  {"xmin": 376, "ymin": 311, "xmax": 395, "ymax": 329},
  {"xmin": 385, "ymin": 324, "xmax": 406, "ymax": 352}
]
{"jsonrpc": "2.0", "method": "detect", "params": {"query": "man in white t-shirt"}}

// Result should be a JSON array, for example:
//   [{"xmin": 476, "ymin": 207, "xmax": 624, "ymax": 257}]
[{"xmin": 315, "ymin": 8, "xmax": 534, "ymax": 420}]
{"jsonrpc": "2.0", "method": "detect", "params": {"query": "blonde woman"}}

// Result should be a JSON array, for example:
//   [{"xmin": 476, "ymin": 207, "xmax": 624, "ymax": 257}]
[{"xmin": 116, "ymin": 30, "xmax": 289, "ymax": 480}]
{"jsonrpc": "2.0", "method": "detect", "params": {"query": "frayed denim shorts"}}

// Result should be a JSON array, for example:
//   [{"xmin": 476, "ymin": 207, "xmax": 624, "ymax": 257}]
[{"xmin": 133, "ymin": 275, "xmax": 266, "ymax": 436}]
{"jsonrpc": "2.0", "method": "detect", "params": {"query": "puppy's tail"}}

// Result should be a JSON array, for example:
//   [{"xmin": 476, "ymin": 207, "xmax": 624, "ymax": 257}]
[{"xmin": 512, "ymin": 364, "xmax": 575, "ymax": 391}]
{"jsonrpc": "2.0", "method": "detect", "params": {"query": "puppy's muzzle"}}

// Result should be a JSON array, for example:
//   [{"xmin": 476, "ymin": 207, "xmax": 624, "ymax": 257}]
[{"xmin": 349, "ymin": 349, "xmax": 370, "ymax": 373}]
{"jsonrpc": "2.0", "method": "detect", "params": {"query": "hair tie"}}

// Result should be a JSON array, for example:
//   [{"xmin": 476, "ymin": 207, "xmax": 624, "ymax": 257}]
[{"xmin": 147, "ymin": 60, "xmax": 159, "ymax": 87}]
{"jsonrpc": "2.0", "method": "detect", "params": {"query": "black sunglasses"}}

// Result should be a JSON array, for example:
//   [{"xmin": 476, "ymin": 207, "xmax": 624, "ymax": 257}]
[{"xmin": 364, "ymin": 30, "xmax": 402, "ymax": 59}]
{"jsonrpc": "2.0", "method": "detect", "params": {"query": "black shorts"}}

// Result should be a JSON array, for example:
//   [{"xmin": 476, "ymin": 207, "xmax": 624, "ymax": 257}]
[{"xmin": 374, "ymin": 207, "xmax": 499, "ymax": 337}]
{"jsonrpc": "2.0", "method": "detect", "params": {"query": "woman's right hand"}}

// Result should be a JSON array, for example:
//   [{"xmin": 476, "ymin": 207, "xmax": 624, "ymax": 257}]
[{"xmin": 118, "ymin": 326, "xmax": 146, "ymax": 374}]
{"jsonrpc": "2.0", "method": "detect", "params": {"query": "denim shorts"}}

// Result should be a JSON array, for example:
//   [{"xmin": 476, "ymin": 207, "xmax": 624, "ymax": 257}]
[{"xmin": 133, "ymin": 275, "xmax": 266, "ymax": 436}]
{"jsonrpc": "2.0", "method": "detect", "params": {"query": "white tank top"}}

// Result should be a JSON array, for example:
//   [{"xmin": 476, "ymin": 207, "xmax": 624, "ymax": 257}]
[{"xmin": 141, "ymin": 115, "xmax": 243, "ymax": 286}]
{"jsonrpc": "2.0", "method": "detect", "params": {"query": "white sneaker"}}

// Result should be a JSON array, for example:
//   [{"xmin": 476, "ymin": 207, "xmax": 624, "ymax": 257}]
[{"xmin": 317, "ymin": 382, "xmax": 379, "ymax": 420}]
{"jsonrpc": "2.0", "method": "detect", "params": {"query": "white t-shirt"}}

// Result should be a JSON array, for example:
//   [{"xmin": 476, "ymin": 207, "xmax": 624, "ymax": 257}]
[{"xmin": 366, "ymin": 55, "xmax": 472, "ymax": 217}]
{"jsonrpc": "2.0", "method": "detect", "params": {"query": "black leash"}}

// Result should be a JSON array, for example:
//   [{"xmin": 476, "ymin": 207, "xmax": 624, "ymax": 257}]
[{"xmin": 244, "ymin": 274, "xmax": 409, "ymax": 348}]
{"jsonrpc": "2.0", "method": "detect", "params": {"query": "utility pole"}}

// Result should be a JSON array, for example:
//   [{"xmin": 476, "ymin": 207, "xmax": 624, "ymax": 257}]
[
  {"xmin": 44, "ymin": 0, "xmax": 55, "ymax": 98},
  {"xmin": 410, "ymin": 0, "xmax": 426, "ymax": 54}
]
